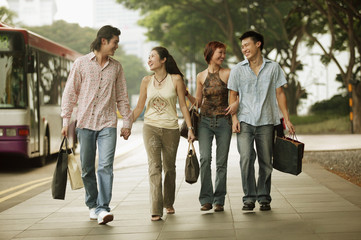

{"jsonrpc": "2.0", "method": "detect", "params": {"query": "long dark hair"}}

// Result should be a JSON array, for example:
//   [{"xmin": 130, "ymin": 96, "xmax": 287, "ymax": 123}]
[
  {"xmin": 90, "ymin": 25, "xmax": 121, "ymax": 52},
  {"xmin": 152, "ymin": 46, "xmax": 184, "ymax": 78}
]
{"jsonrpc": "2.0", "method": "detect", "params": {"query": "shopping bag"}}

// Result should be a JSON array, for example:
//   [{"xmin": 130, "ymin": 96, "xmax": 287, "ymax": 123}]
[
  {"xmin": 67, "ymin": 148, "xmax": 83, "ymax": 190},
  {"xmin": 51, "ymin": 137, "xmax": 69, "ymax": 199},
  {"xmin": 180, "ymin": 101, "xmax": 199, "ymax": 140},
  {"xmin": 273, "ymin": 135, "xmax": 304, "ymax": 176},
  {"xmin": 185, "ymin": 142, "xmax": 200, "ymax": 184}
]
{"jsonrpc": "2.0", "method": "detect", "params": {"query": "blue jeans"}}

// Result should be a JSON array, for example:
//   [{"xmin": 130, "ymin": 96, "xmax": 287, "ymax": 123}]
[
  {"xmin": 77, "ymin": 127, "xmax": 117, "ymax": 214},
  {"xmin": 198, "ymin": 115, "xmax": 232, "ymax": 206},
  {"xmin": 236, "ymin": 123, "xmax": 273, "ymax": 204}
]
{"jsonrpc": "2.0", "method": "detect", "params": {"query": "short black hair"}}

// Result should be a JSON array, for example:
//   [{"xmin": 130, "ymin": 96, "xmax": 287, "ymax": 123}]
[{"xmin": 239, "ymin": 31, "xmax": 264, "ymax": 51}]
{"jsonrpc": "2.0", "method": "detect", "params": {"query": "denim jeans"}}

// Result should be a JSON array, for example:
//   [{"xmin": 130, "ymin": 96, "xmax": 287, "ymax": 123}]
[
  {"xmin": 198, "ymin": 115, "xmax": 232, "ymax": 206},
  {"xmin": 143, "ymin": 124, "xmax": 180, "ymax": 217},
  {"xmin": 77, "ymin": 127, "xmax": 117, "ymax": 214},
  {"xmin": 236, "ymin": 122, "xmax": 273, "ymax": 204}
]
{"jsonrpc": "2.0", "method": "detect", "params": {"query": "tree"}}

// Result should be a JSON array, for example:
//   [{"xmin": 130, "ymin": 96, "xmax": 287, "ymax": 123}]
[
  {"xmin": 117, "ymin": 0, "xmax": 308, "ymax": 115},
  {"xmin": 26, "ymin": 20, "xmax": 97, "ymax": 55},
  {"xmin": 304, "ymin": 0, "xmax": 361, "ymax": 132},
  {"xmin": 0, "ymin": 6, "xmax": 16, "ymax": 24}
]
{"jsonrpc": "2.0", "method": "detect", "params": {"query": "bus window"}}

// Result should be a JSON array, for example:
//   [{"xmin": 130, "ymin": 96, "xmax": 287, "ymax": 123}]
[
  {"xmin": 39, "ymin": 51, "xmax": 61, "ymax": 105},
  {"xmin": 0, "ymin": 52, "xmax": 27, "ymax": 108}
]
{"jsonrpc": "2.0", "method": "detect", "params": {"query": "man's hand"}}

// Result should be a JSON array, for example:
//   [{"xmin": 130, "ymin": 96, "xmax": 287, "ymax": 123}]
[
  {"xmin": 120, "ymin": 128, "xmax": 131, "ymax": 140},
  {"xmin": 284, "ymin": 119, "xmax": 295, "ymax": 135},
  {"xmin": 232, "ymin": 115, "xmax": 240, "ymax": 133},
  {"xmin": 61, "ymin": 126, "xmax": 68, "ymax": 137}
]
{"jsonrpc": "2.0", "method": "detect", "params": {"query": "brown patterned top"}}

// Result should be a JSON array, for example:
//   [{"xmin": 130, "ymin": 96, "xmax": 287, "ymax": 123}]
[{"xmin": 200, "ymin": 71, "xmax": 228, "ymax": 116}]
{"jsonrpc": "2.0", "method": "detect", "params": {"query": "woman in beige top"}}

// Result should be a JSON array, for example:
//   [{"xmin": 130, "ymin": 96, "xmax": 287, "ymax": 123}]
[{"xmin": 132, "ymin": 46, "xmax": 195, "ymax": 221}]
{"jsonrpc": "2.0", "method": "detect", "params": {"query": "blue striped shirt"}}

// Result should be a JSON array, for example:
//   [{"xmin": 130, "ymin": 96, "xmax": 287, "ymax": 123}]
[{"xmin": 227, "ymin": 57, "xmax": 287, "ymax": 126}]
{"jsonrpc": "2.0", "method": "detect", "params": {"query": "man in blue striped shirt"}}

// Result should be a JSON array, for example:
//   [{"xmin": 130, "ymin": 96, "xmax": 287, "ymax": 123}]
[{"xmin": 228, "ymin": 31, "xmax": 295, "ymax": 212}]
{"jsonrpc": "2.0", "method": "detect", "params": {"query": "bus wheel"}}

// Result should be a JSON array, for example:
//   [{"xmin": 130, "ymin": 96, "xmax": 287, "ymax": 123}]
[{"xmin": 33, "ymin": 135, "xmax": 49, "ymax": 167}]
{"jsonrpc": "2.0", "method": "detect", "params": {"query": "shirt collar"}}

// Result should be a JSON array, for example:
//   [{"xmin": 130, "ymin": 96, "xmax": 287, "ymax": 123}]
[
  {"xmin": 240, "ymin": 56, "xmax": 271, "ymax": 66},
  {"xmin": 88, "ymin": 52, "xmax": 113, "ymax": 63}
]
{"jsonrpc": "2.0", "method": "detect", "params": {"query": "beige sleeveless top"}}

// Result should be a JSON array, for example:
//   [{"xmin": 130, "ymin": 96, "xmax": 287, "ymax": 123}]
[{"xmin": 144, "ymin": 74, "xmax": 179, "ymax": 129}]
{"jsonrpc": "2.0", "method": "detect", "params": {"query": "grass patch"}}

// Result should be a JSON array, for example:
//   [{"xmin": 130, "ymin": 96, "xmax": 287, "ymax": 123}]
[{"xmin": 292, "ymin": 115, "xmax": 351, "ymax": 134}]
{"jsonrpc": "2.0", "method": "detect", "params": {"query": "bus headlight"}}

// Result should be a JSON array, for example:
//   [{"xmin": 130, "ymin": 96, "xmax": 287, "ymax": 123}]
[{"xmin": 6, "ymin": 128, "xmax": 17, "ymax": 136}]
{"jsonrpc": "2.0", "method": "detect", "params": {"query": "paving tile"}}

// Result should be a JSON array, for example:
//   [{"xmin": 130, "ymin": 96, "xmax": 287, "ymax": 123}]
[{"xmin": 1, "ymin": 134, "xmax": 361, "ymax": 239}]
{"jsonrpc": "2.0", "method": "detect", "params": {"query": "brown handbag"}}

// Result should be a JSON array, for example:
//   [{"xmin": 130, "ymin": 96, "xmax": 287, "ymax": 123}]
[
  {"xmin": 180, "ymin": 101, "xmax": 199, "ymax": 140},
  {"xmin": 185, "ymin": 142, "xmax": 200, "ymax": 184}
]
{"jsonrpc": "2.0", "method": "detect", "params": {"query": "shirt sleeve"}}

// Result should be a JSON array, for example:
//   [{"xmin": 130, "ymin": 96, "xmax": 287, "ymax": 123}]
[
  {"xmin": 275, "ymin": 63, "xmax": 287, "ymax": 88},
  {"xmin": 116, "ymin": 63, "xmax": 133, "ymax": 129},
  {"xmin": 61, "ymin": 60, "xmax": 81, "ymax": 127},
  {"xmin": 227, "ymin": 66, "xmax": 239, "ymax": 92}
]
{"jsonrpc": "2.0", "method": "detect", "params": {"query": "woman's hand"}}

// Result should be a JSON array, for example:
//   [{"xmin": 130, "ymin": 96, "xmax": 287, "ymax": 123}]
[
  {"xmin": 187, "ymin": 129, "xmax": 196, "ymax": 142},
  {"xmin": 225, "ymin": 100, "xmax": 239, "ymax": 115}
]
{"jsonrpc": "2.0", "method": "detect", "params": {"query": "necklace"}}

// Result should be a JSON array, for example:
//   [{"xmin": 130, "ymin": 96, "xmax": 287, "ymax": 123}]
[{"xmin": 154, "ymin": 73, "xmax": 168, "ymax": 84}]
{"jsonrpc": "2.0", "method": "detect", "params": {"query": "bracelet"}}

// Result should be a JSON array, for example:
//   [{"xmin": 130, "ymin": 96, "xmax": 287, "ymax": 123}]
[{"xmin": 188, "ymin": 126, "xmax": 193, "ymax": 130}]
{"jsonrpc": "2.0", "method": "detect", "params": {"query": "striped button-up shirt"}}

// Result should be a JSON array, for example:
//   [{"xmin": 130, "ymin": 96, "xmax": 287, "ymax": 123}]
[
  {"xmin": 61, "ymin": 52, "xmax": 133, "ymax": 131},
  {"xmin": 227, "ymin": 57, "xmax": 287, "ymax": 126}
]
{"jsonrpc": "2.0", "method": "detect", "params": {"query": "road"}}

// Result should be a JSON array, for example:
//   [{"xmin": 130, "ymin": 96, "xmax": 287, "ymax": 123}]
[{"xmin": 0, "ymin": 120, "xmax": 144, "ymax": 213}]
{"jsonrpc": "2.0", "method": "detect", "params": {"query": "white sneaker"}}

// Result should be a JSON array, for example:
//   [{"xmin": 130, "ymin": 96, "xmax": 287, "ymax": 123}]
[
  {"xmin": 89, "ymin": 208, "xmax": 97, "ymax": 220},
  {"xmin": 97, "ymin": 211, "xmax": 114, "ymax": 225}
]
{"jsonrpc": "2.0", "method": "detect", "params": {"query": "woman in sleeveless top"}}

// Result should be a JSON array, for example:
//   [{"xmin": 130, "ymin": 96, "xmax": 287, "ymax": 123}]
[
  {"xmin": 132, "ymin": 47, "xmax": 195, "ymax": 221},
  {"xmin": 186, "ymin": 41, "xmax": 237, "ymax": 212}
]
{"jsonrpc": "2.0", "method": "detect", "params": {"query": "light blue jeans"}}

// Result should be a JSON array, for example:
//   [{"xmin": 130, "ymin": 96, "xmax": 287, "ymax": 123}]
[
  {"xmin": 198, "ymin": 115, "xmax": 232, "ymax": 206},
  {"xmin": 236, "ymin": 122, "xmax": 273, "ymax": 204},
  {"xmin": 77, "ymin": 127, "xmax": 117, "ymax": 214}
]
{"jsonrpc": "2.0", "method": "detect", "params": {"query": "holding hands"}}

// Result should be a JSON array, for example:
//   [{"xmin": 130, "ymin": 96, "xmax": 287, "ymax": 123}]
[{"xmin": 120, "ymin": 128, "xmax": 131, "ymax": 140}]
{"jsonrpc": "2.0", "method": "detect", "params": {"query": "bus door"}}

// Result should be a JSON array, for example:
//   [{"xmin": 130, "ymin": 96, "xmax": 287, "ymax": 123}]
[{"xmin": 28, "ymin": 52, "xmax": 40, "ymax": 154}]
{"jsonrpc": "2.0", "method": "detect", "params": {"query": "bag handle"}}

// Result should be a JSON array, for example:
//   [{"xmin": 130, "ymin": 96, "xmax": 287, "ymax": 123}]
[
  {"xmin": 187, "ymin": 141, "xmax": 196, "ymax": 155},
  {"xmin": 60, "ymin": 136, "xmax": 73, "ymax": 154},
  {"xmin": 188, "ymin": 99, "xmax": 199, "ymax": 111}
]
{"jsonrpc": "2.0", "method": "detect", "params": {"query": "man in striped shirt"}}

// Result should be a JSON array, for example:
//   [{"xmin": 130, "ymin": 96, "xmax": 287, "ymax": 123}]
[{"xmin": 61, "ymin": 25, "xmax": 133, "ymax": 225}]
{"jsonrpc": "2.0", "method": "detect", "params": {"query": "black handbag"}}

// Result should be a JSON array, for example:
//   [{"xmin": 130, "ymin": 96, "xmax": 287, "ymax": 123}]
[
  {"xmin": 180, "ymin": 102, "xmax": 199, "ymax": 140},
  {"xmin": 51, "ymin": 137, "xmax": 70, "ymax": 199},
  {"xmin": 185, "ymin": 142, "xmax": 200, "ymax": 184},
  {"xmin": 273, "ymin": 134, "xmax": 304, "ymax": 176}
]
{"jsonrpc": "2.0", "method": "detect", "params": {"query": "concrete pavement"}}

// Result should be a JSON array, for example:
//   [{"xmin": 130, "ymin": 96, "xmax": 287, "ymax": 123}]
[{"xmin": 0, "ymin": 123, "xmax": 360, "ymax": 240}]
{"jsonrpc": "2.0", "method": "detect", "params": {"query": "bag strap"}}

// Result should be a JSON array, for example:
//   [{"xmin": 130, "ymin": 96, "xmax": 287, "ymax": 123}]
[
  {"xmin": 59, "ymin": 136, "xmax": 66, "ymax": 152},
  {"xmin": 187, "ymin": 141, "xmax": 196, "ymax": 155},
  {"xmin": 188, "ymin": 99, "xmax": 199, "ymax": 111}
]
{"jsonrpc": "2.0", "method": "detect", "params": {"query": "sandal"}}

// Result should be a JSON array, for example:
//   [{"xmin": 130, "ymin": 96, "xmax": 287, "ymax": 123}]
[
  {"xmin": 151, "ymin": 215, "xmax": 161, "ymax": 221},
  {"xmin": 166, "ymin": 206, "xmax": 175, "ymax": 214}
]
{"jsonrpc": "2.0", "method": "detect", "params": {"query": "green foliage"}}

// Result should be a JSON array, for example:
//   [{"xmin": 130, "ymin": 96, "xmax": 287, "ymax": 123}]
[
  {"xmin": 292, "ymin": 115, "xmax": 350, "ymax": 134},
  {"xmin": 310, "ymin": 94, "xmax": 349, "ymax": 116},
  {"xmin": 0, "ymin": 7, "xmax": 16, "ymax": 24},
  {"xmin": 25, "ymin": 20, "xmax": 97, "ymax": 54}
]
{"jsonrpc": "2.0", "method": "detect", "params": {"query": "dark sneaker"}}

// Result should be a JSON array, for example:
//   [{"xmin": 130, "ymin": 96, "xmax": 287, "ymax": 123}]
[
  {"xmin": 242, "ymin": 202, "xmax": 255, "ymax": 211},
  {"xmin": 260, "ymin": 203, "xmax": 271, "ymax": 211}
]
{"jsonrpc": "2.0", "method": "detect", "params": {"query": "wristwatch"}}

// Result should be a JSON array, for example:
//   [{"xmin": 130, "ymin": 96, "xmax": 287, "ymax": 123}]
[{"xmin": 188, "ymin": 126, "xmax": 194, "ymax": 130}]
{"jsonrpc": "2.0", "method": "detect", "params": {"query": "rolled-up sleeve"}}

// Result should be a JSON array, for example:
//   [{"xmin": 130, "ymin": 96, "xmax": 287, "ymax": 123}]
[
  {"xmin": 115, "ymin": 64, "xmax": 133, "ymax": 129},
  {"xmin": 61, "ymin": 60, "xmax": 81, "ymax": 127}
]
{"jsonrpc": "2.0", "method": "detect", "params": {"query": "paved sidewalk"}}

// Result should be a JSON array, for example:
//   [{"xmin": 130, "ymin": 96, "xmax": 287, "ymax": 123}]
[{"xmin": 0, "ymin": 133, "xmax": 361, "ymax": 240}]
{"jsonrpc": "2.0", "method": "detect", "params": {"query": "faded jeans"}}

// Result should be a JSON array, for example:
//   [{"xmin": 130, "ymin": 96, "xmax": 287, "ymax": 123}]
[
  {"xmin": 143, "ymin": 124, "xmax": 180, "ymax": 217},
  {"xmin": 77, "ymin": 127, "xmax": 117, "ymax": 214},
  {"xmin": 198, "ymin": 115, "xmax": 232, "ymax": 206},
  {"xmin": 236, "ymin": 122, "xmax": 274, "ymax": 204}
]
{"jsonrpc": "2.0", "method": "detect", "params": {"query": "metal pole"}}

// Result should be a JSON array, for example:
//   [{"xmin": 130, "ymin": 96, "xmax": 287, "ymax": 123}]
[{"xmin": 348, "ymin": 83, "xmax": 354, "ymax": 134}]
